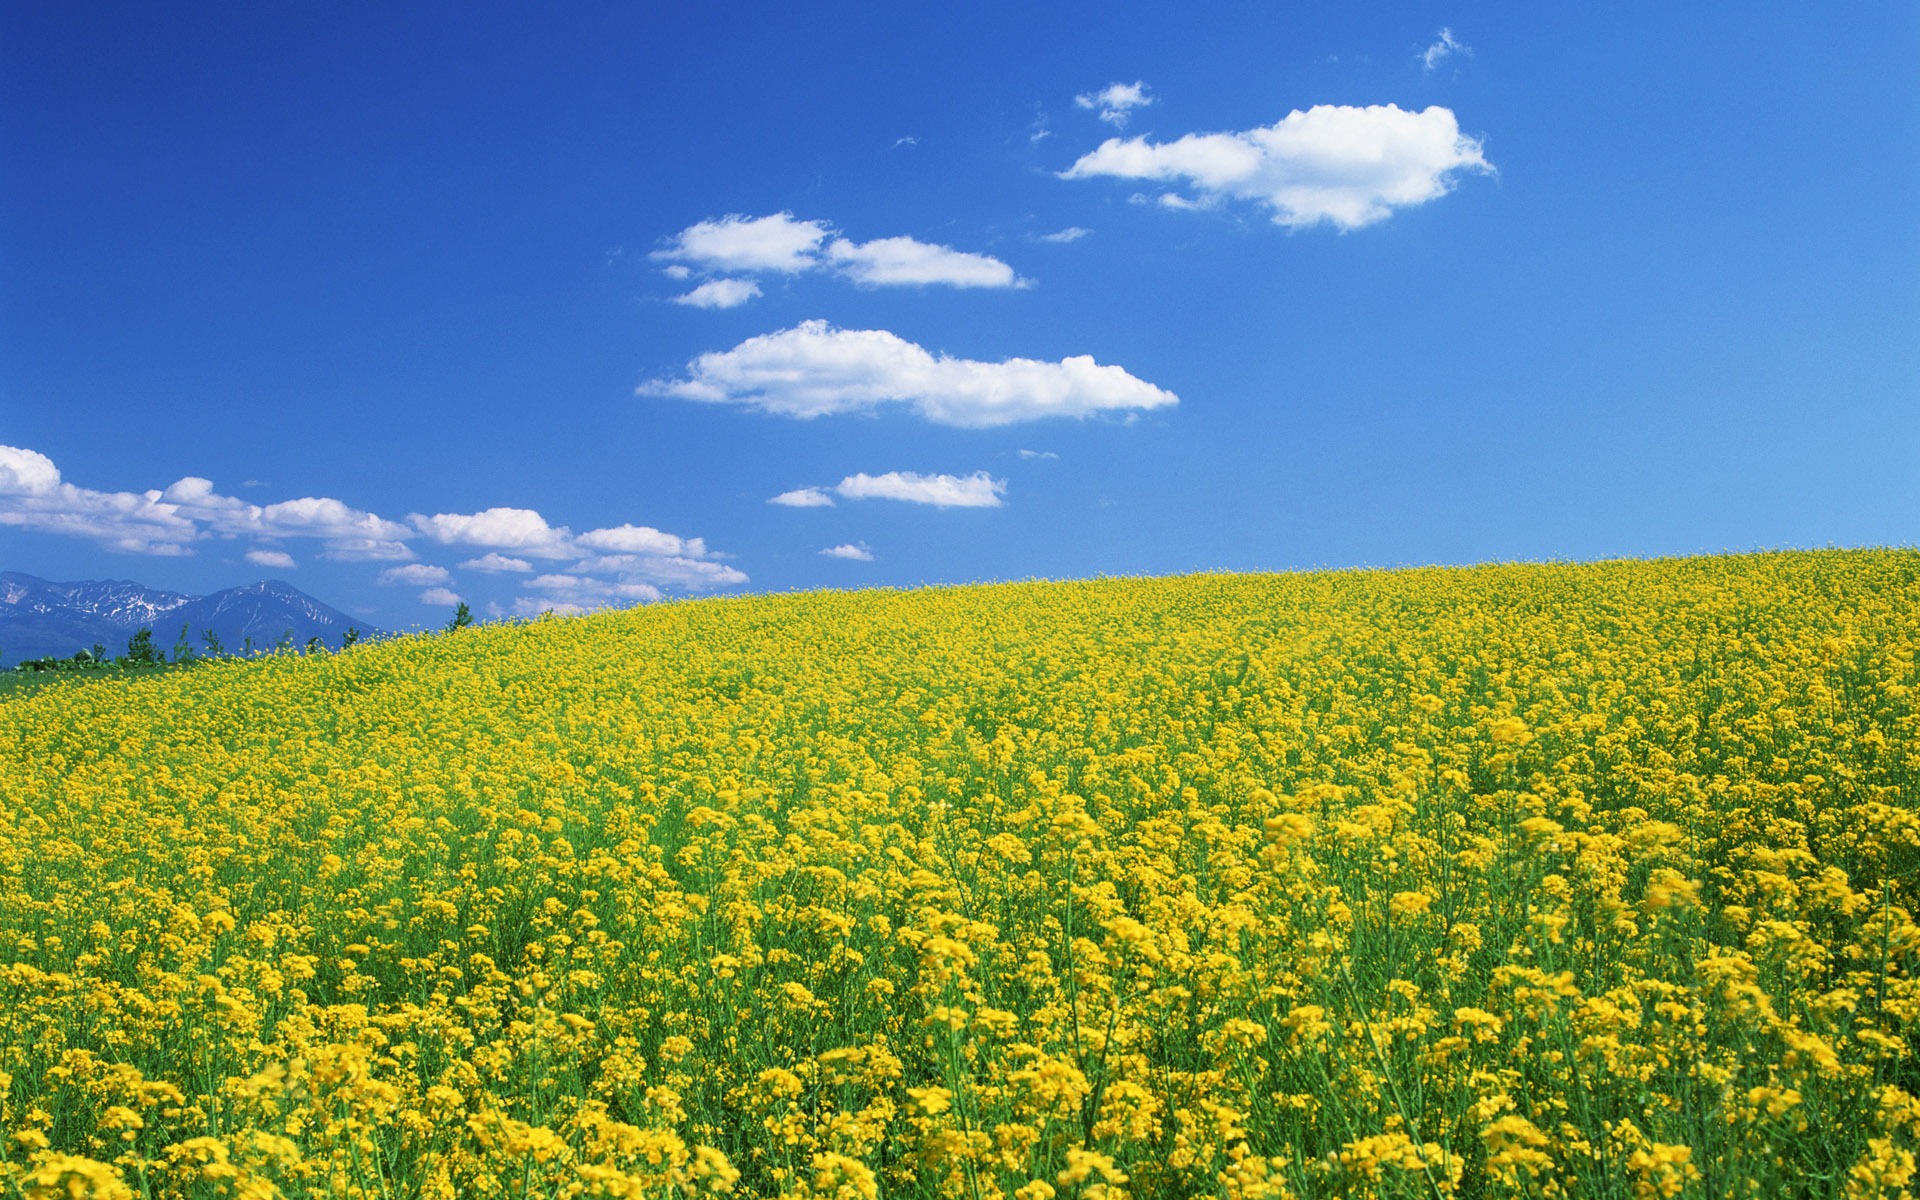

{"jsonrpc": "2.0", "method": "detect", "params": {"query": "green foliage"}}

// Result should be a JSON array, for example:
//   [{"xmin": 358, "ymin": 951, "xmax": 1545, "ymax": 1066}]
[{"xmin": 123, "ymin": 627, "xmax": 158, "ymax": 665}]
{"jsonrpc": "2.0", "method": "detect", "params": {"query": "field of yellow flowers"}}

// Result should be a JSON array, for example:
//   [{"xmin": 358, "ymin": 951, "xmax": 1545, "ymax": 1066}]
[{"xmin": 1, "ymin": 549, "xmax": 1917, "ymax": 1199}]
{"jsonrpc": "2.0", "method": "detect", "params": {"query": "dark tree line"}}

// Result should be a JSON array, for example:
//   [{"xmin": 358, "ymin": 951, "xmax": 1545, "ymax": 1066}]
[{"xmin": 8, "ymin": 622, "xmax": 364, "ymax": 674}]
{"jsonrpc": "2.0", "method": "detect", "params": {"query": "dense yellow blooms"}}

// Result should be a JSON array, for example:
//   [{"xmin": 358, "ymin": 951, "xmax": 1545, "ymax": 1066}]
[{"xmin": 1, "ymin": 549, "xmax": 1917, "ymax": 1197}]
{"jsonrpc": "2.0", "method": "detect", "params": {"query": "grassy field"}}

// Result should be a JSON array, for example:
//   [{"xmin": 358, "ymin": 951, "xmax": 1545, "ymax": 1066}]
[{"xmin": 1, "ymin": 550, "xmax": 1915, "ymax": 1199}]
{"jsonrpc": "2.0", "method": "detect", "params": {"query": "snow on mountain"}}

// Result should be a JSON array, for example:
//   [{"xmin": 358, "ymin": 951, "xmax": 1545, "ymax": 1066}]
[{"xmin": 0, "ymin": 571, "xmax": 379, "ymax": 665}]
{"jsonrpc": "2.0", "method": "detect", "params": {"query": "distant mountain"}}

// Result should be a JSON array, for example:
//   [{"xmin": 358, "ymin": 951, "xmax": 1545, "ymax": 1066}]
[{"xmin": 0, "ymin": 572, "xmax": 380, "ymax": 666}]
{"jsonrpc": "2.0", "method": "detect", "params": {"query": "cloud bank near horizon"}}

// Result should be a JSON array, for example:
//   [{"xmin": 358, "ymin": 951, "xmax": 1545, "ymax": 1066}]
[{"xmin": 0, "ymin": 444, "xmax": 744, "ymax": 607}]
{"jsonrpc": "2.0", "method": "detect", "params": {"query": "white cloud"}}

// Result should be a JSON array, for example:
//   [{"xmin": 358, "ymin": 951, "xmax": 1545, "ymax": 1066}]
[
  {"xmin": 656, "ymin": 213, "xmax": 1022, "ymax": 292},
  {"xmin": 420, "ymin": 587, "xmax": 463, "ymax": 607},
  {"xmin": 460, "ymin": 552, "xmax": 534, "ymax": 573},
  {"xmin": 640, "ymin": 320, "xmax": 1177, "ymax": 428},
  {"xmin": 160, "ymin": 476, "xmax": 413, "ymax": 546},
  {"xmin": 632, "ymin": 556, "xmax": 748, "ymax": 588},
  {"xmin": 821, "ymin": 543, "xmax": 875, "ymax": 561},
  {"xmin": 673, "ymin": 278, "xmax": 763, "ymax": 309},
  {"xmin": 1035, "ymin": 227, "xmax": 1091, "ymax": 244},
  {"xmin": 0, "ymin": 445, "xmax": 61, "ymax": 496},
  {"xmin": 569, "ymin": 553, "xmax": 747, "ymax": 588},
  {"xmin": 1421, "ymin": 28, "xmax": 1470, "ymax": 72},
  {"xmin": 512, "ymin": 598, "xmax": 591, "ymax": 618},
  {"xmin": 575, "ymin": 523, "xmax": 706, "ymax": 558},
  {"xmin": 380, "ymin": 563, "xmax": 451, "ymax": 586},
  {"xmin": 1075, "ymin": 81, "xmax": 1154, "ymax": 127},
  {"xmin": 769, "ymin": 487, "xmax": 835, "ymax": 508},
  {"xmin": 408, "ymin": 507, "xmax": 575, "ymax": 557},
  {"xmin": 1018, "ymin": 449, "xmax": 1059, "ymax": 460},
  {"xmin": 406, "ymin": 508, "xmax": 742, "ymax": 591},
  {"xmin": 323, "ymin": 538, "xmax": 415, "ymax": 562},
  {"xmin": 892, "ymin": 135, "xmax": 919, "ymax": 148},
  {"xmin": 835, "ymin": 471, "xmax": 1006, "ymax": 508},
  {"xmin": 0, "ymin": 444, "xmax": 199, "ymax": 555},
  {"xmin": 825, "ymin": 237, "xmax": 1023, "ymax": 289},
  {"xmin": 1155, "ymin": 191, "xmax": 1216, "ymax": 213},
  {"xmin": 654, "ymin": 212, "xmax": 831, "ymax": 274},
  {"xmin": 524, "ymin": 573, "xmax": 664, "ymax": 611},
  {"xmin": 0, "ymin": 443, "xmax": 738, "ymax": 593},
  {"xmin": 262, "ymin": 497, "xmax": 411, "ymax": 541},
  {"xmin": 1062, "ymin": 103, "xmax": 1492, "ymax": 230}
]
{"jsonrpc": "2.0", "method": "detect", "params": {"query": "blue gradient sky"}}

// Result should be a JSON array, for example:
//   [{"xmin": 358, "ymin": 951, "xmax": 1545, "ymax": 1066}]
[{"xmin": 3, "ymin": 3, "xmax": 1915, "ymax": 629}]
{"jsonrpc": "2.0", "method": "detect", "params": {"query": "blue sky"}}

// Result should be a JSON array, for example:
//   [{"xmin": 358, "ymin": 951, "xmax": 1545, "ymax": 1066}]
[{"xmin": 3, "ymin": 3, "xmax": 1915, "ymax": 630}]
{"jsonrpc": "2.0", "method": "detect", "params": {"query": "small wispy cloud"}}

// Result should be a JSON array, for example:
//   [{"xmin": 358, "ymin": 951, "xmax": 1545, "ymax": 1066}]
[
  {"xmin": 769, "ymin": 487, "xmax": 835, "ymax": 508},
  {"xmin": 1035, "ymin": 227, "xmax": 1091, "ymax": 244},
  {"xmin": 1421, "ymin": 28, "xmax": 1470, "ymax": 72},
  {"xmin": 1075, "ymin": 81, "xmax": 1154, "ymax": 128},
  {"xmin": 460, "ymin": 552, "xmax": 534, "ymax": 573},
  {"xmin": 1018, "ymin": 449, "xmax": 1059, "ymax": 460},
  {"xmin": 653, "ymin": 212, "xmax": 1024, "ymax": 299},
  {"xmin": 835, "ymin": 471, "xmax": 1006, "ymax": 509},
  {"xmin": 245, "ymin": 549, "xmax": 296, "ymax": 569},
  {"xmin": 380, "ymin": 563, "xmax": 451, "ymax": 586},
  {"xmin": 672, "ymin": 278, "xmax": 762, "ymax": 309},
  {"xmin": 820, "ymin": 543, "xmax": 875, "ymax": 561}
]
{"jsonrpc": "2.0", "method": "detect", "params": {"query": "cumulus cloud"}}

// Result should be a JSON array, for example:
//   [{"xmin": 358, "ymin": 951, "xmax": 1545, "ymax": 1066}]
[
  {"xmin": 672, "ymin": 278, "xmax": 763, "ymax": 309},
  {"xmin": 640, "ymin": 321, "xmax": 1177, "ymax": 427},
  {"xmin": 654, "ymin": 212, "xmax": 831, "ymax": 274},
  {"xmin": 523, "ymin": 573, "xmax": 664, "ymax": 612},
  {"xmin": 408, "ymin": 507, "xmax": 575, "ymax": 558},
  {"xmin": 574, "ymin": 524, "xmax": 707, "ymax": 558},
  {"xmin": 380, "ymin": 563, "xmax": 451, "ymax": 586},
  {"xmin": 654, "ymin": 212, "xmax": 1022, "ymax": 296},
  {"xmin": 825, "ymin": 237, "xmax": 1023, "ymax": 288},
  {"xmin": 1421, "ymin": 28, "xmax": 1470, "ymax": 72},
  {"xmin": 246, "ymin": 549, "xmax": 296, "ymax": 569},
  {"xmin": 835, "ymin": 471, "xmax": 1006, "ymax": 508},
  {"xmin": 0, "ymin": 444, "xmax": 199, "ymax": 555},
  {"xmin": 1076, "ymin": 81, "xmax": 1154, "ymax": 127},
  {"xmin": 420, "ymin": 587, "xmax": 462, "ymax": 607},
  {"xmin": 161, "ymin": 477, "xmax": 413, "ymax": 546},
  {"xmin": 769, "ymin": 487, "xmax": 835, "ymax": 508},
  {"xmin": 460, "ymin": 552, "xmax": 534, "ymax": 573},
  {"xmin": 821, "ymin": 543, "xmax": 875, "ymax": 561},
  {"xmin": 1061, "ymin": 103, "xmax": 1492, "ymax": 230},
  {"xmin": 0, "ymin": 446, "xmax": 62, "ymax": 496}
]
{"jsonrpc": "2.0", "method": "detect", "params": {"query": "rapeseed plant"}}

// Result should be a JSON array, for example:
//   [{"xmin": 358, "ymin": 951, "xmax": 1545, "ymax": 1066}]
[{"xmin": 0, "ymin": 549, "xmax": 1914, "ymax": 1197}]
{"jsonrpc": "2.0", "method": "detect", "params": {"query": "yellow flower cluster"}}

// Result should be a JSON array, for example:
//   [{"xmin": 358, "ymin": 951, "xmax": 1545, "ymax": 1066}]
[{"xmin": 1, "ymin": 549, "xmax": 1916, "ymax": 1197}]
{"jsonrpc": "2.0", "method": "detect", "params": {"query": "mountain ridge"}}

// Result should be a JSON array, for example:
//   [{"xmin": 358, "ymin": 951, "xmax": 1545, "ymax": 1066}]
[{"xmin": 0, "ymin": 571, "xmax": 379, "ymax": 666}]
